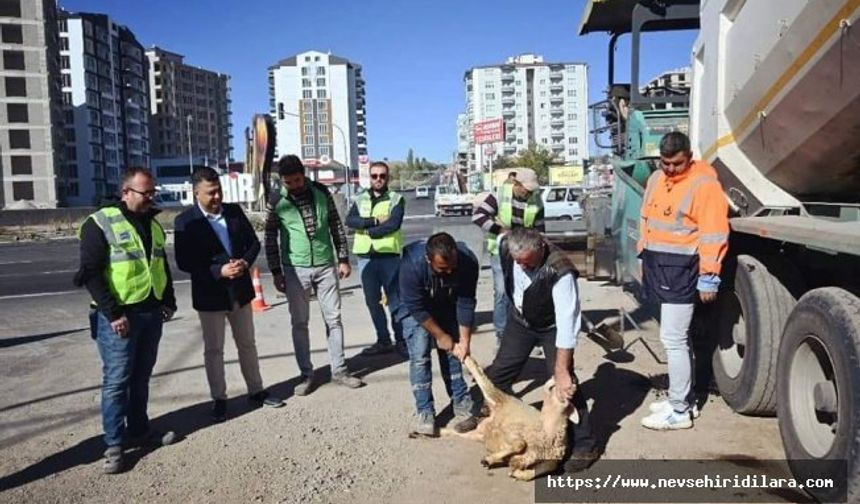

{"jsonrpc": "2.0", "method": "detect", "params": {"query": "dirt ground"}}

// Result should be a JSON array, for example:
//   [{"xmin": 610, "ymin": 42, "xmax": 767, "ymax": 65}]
[{"xmin": 0, "ymin": 269, "xmax": 787, "ymax": 504}]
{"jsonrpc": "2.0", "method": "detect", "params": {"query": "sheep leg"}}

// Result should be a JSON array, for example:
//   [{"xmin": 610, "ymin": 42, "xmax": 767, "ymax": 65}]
[
  {"xmin": 462, "ymin": 356, "xmax": 506, "ymax": 407},
  {"xmin": 439, "ymin": 427, "xmax": 484, "ymax": 441},
  {"xmin": 509, "ymin": 459, "xmax": 559, "ymax": 481},
  {"xmin": 481, "ymin": 438, "xmax": 526, "ymax": 467}
]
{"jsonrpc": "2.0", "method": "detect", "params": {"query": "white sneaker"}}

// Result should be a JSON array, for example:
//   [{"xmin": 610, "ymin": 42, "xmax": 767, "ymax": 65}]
[
  {"xmin": 648, "ymin": 399, "xmax": 700, "ymax": 419},
  {"xmin": 641, "ymin": 409, "xmax": 693, "ymax": 430}
]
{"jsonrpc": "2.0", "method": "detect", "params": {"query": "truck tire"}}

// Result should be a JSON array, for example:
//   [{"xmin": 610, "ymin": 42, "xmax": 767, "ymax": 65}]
[
  {"xmin": 711, "ymin": 255, "xmax": 797, "ymax": 415},
  {"xmin": 777, "ymin": 287, "xmax": 860, "ymax": 503}
]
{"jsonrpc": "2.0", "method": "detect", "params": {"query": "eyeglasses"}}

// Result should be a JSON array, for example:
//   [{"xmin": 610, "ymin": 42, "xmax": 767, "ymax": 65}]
[
  {"xmin": 370, "ymin": 173, "xmax": 387, "ymax": 180},
  {"xmin": 127, "ymin": 187, "xmax": 158, "ymax": 198}
]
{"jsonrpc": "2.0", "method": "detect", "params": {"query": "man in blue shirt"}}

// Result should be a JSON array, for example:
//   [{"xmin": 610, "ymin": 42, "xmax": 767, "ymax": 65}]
[
  {"xmin": 399, "ymin": 232, "xmax": 479, "ymax": 436},
  {"xmin": 486, "ymin": 227, "xmax": 599, "ymax": 472}
]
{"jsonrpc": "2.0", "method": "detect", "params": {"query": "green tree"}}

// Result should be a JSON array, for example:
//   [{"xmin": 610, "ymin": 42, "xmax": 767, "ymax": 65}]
[
  {"xmin": 406, "ymin": 149, "xmax": 414, "ymax": 170},
  {"xmin": 492, "ymin": 155, "xmax": 516, "ymax": 170},
  {"xmin": 513, "ymin": 143, "xmax": 559, "ymax": 182}
]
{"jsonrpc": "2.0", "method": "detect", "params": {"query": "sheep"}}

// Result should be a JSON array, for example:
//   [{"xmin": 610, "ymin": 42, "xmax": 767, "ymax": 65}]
[{"xmin": 442, "ymin": 355, "xmax": 576, "ymax": 481}]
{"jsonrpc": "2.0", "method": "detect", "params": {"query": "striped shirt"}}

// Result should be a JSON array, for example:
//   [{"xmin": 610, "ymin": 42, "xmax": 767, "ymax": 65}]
[{"xmin": 472, "ymin": 193, "xmax": 545, "ymax": 235}]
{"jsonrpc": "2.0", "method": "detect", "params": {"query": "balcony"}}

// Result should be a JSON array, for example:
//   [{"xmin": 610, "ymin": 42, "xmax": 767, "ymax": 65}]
[
  {"xmin": 506, "ymin": 132, "xmax": 516, "ymax": 141},
  {"xmin": 550, "ymin": 143, "xmax": 564, "ymax": 151},
  {"xmin": 501, "ymin": 85, "xmax": 514, "ymax": 94},
  {"xmin": 550, "ymin": 94, "xmax": 563, "ymax": 103},
  {"xmin": 550, "ymin": 117, "xmax": 564, "ymax": 126},
  {"xmin": 550, "ymin": 83, "xmax": 563, "ymax": 92},
  {"xmin": 501, "ymin": 96, "xmax": 515, "ymax": 105},
  {"xmin": 550, "ymin": 129, "xmax": 564, "ymax": 138},
  {"xmin": 501, "ymin": 73, "xmax": 514, "ymax": 83},
  {"xmin": 550, "ymin": 71, "xmax": 563, "ymax": 81},
  {"xmin": 502, "ymin": 108, "xmax": 515, "ymax": 118}
]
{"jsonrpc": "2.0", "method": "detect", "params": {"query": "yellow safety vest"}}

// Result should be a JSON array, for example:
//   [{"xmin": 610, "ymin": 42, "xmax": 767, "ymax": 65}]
[
  {"xmin": 486, "ymin": 183, "xmax": 541, "ymax": 255},
  {"xmin": 80, "ymin": 207, "xmax": 168, "ymax": 305},
  {"xmin": 352, "ymin": 190, "xmax": 404, "ymax": 255}
]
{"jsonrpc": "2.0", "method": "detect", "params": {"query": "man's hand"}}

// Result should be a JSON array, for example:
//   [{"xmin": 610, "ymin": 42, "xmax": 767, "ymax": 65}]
[
  {"xmin": 699, "ymin": 291, "xmax": 717, "ymax": 304},
  {"xmin": 162, "ymin": 306, "xmax": 175, "ymax": 322},
  {"xmin": 111, "ymin": 315, "xmax": 130, "ymax": 338},
  {"xmin": 273, "ymin": 273, "xmax": 287, "ymax": 293},
  {"xmin": 231, "ymin": 258, "xmax": 249, "ymax": 274},
  {"xmin": 435, "ymin": 333, "xmax": 455, "ymax": 352},
  {"xmin": 338, "ymin": 262, "xmax": 351, "ymax": 279},
  {"xmin": 451, "ymin": 339, "xmax": 470, "ymax": 362},
  {"xmin": 553, "ymin": 367, "xmax": 576, "ymax": 401},
  {"xmin": 376, "ymin": 214, "xmax": 390, "ymax": 224},
  {"xmin": 220, "ymin": 261, "xmax": 241, "ymax": 279}
]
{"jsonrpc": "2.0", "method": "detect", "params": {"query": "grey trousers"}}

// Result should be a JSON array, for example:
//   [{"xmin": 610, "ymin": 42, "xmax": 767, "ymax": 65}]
[
  {"xmin": 198, "ymin": 302, "xmax": 264, "ymax": 400},
  {"xmin": 283, "ymin": 264, "xmax": 347, "ymax": 378},
  {"xmin": 659, "ymin": 303, "xmax": 697, "ymax": 413}
]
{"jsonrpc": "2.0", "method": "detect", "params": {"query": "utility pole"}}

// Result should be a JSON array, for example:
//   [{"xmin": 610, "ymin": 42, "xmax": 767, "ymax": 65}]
[{"xmin": 186, "ymin": 114, "xmax": 193, "ymax": 175}]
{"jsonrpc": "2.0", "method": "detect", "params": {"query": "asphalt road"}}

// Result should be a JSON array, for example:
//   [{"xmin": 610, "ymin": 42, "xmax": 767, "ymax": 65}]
[{"xmin": 0, "ymin": 212, "xmax": 474, "ymax": 299}]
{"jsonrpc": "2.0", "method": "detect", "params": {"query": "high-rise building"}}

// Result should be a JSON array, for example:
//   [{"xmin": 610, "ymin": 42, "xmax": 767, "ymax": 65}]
[
  {"xmin": 58, "ymin": 11, "xmax": 149, "ymax": 206},
  {"xmin": 146, "ymin": 46, "xmax": 232, "ymax": 163},
  {"xmin": 462, "ymin": 54, "xmax": 589, "ymax": 171},
  {"xmin": 0, "ymin": 0, "xmax": 64, "ymax": 209},
  {"xmin": 268, "ymin": 50, "xmax": 366, "ymax": 174},
  {"xmin": 642, "ymin": 67, "xmax": 691, "ymax": 110},
  {"xmin": 456, "ymin": 113, "xmax": 469, "ymax": 171}
]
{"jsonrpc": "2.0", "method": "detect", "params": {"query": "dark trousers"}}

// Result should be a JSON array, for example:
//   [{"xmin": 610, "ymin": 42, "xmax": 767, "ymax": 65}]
[{"xmin": 486, "ymin": 310, "xmax": 596, "ymax": 454}]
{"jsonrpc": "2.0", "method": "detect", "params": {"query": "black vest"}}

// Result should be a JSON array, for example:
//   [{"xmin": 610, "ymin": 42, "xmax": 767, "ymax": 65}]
[{"xmin": 500, "ymin": 240, "xmax": 578, "ymax": 330}]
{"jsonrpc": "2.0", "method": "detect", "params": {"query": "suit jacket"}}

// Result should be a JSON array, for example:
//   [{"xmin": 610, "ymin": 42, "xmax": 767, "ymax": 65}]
[{"xmin": 174, "ymin": 203, "xmax": 260, "ymax": 312}]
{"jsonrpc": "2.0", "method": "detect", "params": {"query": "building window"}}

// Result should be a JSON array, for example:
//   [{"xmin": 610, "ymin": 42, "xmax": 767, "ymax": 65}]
[
  {"xmin": 10, "ymin": 155, "xmax": 31, "ymax": 174},
  {"xmin": 316, "ymin": 89, "xmax": 326, "ymax": 99},
  {"xmin": 7, "ymin": 103, "xmax": 27, "ymax": 122},
  {"xmin": 319, "ymin": 146, "xmax": 330, "ymax": 156},
  {"xmin": 1, "ymin": 23, "xmax": 23, "ymax": 43},
  {"xmin": 12, "ymin": 182, "xmax": 33, "ymax": 201},
  {"xmin": 303, "ymin": 146, "xmax": 315, "ymax": 157},
  {"xmin": 319, "ymin": 134, "xmax": 329, "ymax": 144},
  {"xmin": 5, "ymin": 76, "xmax": 25, "ymax": 96},
  {"xmin": 8, "ymin": 129, "xmax": 29, "ymax": 148},
  {"xmin": 302, "ymin": 78, "xmax": 311, "ymax": 87},
  {"xmin": 567, "ymin": 89, "xmax": 576, "ymax": 97},
  {"xmin": 301, "ymin": 67, "xmax": 308, "ymax": 75},
  {"xmin": 3, "ymin": 49, "xmax": 24, "ymax": 70},
  {"xmin": 318, "ymin": 124, "xmax": 328, "ymax": 134},
  {"xmin": 0, "ymin": 0, "xmax": 21, "ymax": 17},
  {"xmin": 568, "ymin": 113, "xmax": 577, "ymax": 120},
  {"xmin": 569, "ymin": 137, "xmax": 578, "ymax": 144},
  {"xmin": 61, "ymin": 73, "xmax": 71, "ymax": 87},
  {"xmin": 65, "ymin": 146, "xmax": 77, "ymax": 159},
  {"xmin": 318, "ymin": 112, "xmax": 328, "ymax": 122},
  {"xmin": 314, "ymin": 56, "xmax": 320, "ymax": 61},
  {"xmin": 485, "ymin": 93, "xmax": 495, "ymax": 100},
  {"xmin": 304, "ymin": 135, "xmax": 314, "ymax": 144},
  {"xmin": 304, "ymin": 124, "xmax": 313, "ymax": 134},
  {"xmin": 316, "ymin": 78, "xmax": 325, "ymax": 86},
  {"xmin": 304, "ymin": 56, "xmax": 310, "ymax": 62},
  {"xmin": 316, "ymin": 67, "xmax": 325, "ymax": 76},
  {"xmin": 302, "ymin": 90, "xmax": 312, "ymax": 99}
]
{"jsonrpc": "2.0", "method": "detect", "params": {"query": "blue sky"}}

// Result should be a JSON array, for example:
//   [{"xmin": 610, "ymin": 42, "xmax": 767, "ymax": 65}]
[{"xmin": 63, "ymin": 0, "xmax": 697, "ymax": 163}]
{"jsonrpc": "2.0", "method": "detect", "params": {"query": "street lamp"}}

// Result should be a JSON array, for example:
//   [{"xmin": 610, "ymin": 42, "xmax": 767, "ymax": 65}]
[{"xmin": 278, "ymin": 109, "xmax": 352, "ymax": 203}]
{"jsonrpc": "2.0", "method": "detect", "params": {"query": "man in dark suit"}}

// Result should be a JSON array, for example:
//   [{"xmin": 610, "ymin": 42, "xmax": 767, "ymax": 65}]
[{"xmin": 175, "ymin": 167, "xmax": 284, "ymax": 422}]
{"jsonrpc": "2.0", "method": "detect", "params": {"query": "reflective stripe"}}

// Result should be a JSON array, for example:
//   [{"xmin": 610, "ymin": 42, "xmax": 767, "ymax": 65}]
[
  {"xmin": 699, "ymin": 232, "xmax": 728, "ymax": 244},
  {"xmin": 676, "ymin": 175, "xmax": 716, "ymax": 221},
  {"xmin": 110, "ymin": 250, "xmax": 146, "ymax": 262},
  {"xmin": 645, "ymin": 242, "xmax": 698, "ymax": 255},
  {"xmin": 648, "ymin": 219, "xmax": 697, "ymax": 235}
]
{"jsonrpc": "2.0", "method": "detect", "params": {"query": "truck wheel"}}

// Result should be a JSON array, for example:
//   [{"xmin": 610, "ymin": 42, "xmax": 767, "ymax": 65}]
[
  {"xmin": 712, "ymin": 255, "xmax": 797, "ymax": 415},
  {"xmin": 777, "ymin": 287, "xmax": 860, "ymax": 503}
]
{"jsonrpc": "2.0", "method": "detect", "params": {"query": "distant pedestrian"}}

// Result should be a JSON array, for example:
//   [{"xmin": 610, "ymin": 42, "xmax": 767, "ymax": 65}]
[
  {"xmin": 75, "ymin": 167, "xmax": 177, "ymax": 474},
  {"xmin": 174, "ymin": 167, "xmax": 284, "ymax": 424},
  {"xmin": 345, "ymin": 161, "xmax": 408, "ymax": 358},
  {"xmin": 265, "ymin": 155, "xmax": 364, "ymax": 396},
  {"xmin": 398, "ymin": 232, "xmax": 480, "ymax": 436},
  {"xmin": 472, "ymin": 168, "xmax": 544, "ymax": 347}
]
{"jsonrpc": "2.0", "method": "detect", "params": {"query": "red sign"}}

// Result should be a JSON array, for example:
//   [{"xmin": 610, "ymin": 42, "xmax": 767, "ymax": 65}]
[{"xmin": 473, "ymin": 118, "xmax": 505, "ymax": 144}]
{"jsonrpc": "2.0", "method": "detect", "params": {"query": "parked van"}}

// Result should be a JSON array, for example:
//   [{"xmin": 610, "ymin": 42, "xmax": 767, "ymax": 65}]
[
  {"xmin": 540, "ymin": 185, "xmax": 583, "ymax": 220},
  {"xmin": 415, "ymin": 185, "xmax": 430, "ymax": 199}
]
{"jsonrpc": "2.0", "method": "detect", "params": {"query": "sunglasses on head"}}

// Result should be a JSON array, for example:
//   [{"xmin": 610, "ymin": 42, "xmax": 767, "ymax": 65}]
[{"xmin": 370, "ymin": 173, "xmax": 387, "ymax": 180}]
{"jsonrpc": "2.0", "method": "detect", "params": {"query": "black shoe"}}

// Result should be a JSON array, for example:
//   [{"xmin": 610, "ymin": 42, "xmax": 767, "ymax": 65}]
[
  {"xmin": 211, "ymin": 399, "xmax": 227, "ymax": 423},
  {"xmin": 360, "ymin": 342, "xmax": 394, "ymax": 356},
  {"xmin": 564, "ymin": 449, "xmax": 600, "ymax": 473},
  {"xmin": 394, "ymin": 340, "xmax": 409, "ymax": 358},
  {"xmin": 452, "ymin": 415, "xmax": 479, "ymax": 433},
  {"xmin": 249, "ymin": 390, "xmax": 285, "ymax": 408},
  {"xmin": 126, "ymin": 429, "xmax": 177, "ymax": 448}
]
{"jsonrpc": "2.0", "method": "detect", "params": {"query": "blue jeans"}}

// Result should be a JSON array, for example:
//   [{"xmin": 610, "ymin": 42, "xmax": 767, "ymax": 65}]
[
  {"xmin": 358, "ymin": 256, "xmax": 404, "ymax": 345},
  {"xmin": 94, "ymin": 308, "xmax": 163, "ymax": 447},
  {"xmin": 490, "ymin": 254, "xmax": 509, "ymax": 340},
  {"xmin": 402, "ymin": 315, "xmax": 473, "ymax": 416}
]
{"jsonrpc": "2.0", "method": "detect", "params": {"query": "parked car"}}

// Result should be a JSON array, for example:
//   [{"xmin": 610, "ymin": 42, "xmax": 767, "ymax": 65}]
[
  {"xmin": 414, "ymin": 185, "xmax": 430, "ymax": 199},
  {"xmin": 540, "ymin": 185, "xmax": 583, "ymax": 220}
]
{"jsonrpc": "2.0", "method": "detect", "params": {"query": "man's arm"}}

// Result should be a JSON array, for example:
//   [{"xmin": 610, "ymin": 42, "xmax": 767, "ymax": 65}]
[
  {"xmin": 264, "ymin": 193, "xmax": 283, "ymax": 276},
  {"xmin": 533, "ymin": 206, "xmax": 546, "ymax": 233},
  {"xmin": 552, "ymin": 274, "xmax": 581, "ymax": 399},
  {"xmin": 235, "ymin": 206, "xmax": 261, "ymax": 267},
  {"xmin": 344, "ymin": 201, "xmax": 374, "ymax": 230},
  {"xmin": 161, "ymin": 255, "xmax": 177, "ymax": 313},
  {"xmin": 325, "ymin": 190, "xmax": 350, "ymax": 263},
  {"xmin": 79, "ymin": 218, "xmax": 122, "ymax": 321},
  {"xmin": 367, "ymin": 197, "xmax": 405, "ymax": 238},
  {"xmin": 472, "ymin": 193, "xmax": 503, "ymax": 235}
]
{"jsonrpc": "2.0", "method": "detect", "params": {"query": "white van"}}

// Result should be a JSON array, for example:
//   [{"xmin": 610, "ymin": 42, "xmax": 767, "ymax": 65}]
[
  {"xmin": 415, "ymin": 185, "xmax": 430, "ymax": 199},
  {"xmin": 541, "ymin": 186, "xmax": 583, "ymax": 220}
]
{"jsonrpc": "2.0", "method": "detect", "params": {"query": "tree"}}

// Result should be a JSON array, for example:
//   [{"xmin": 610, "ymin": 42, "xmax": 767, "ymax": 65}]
[
  {"xmin": 492, "ymin": 155, "xmax": 516, "ymax": 170},
  {"xmin": 512, "ymin": 144, "xmax": 559, "ymax": 182},
  {"xmin": 406, "ymin": 148, "xmax": 414, "ymax": 170}
]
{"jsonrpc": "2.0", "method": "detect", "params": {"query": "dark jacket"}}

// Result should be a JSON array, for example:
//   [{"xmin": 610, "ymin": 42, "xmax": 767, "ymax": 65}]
[
  {"xmin": 399, "ymin": 240, "xmax": 478, "ymax": 327},
  {"xmin": 500, "ymin": 238, "xmax": 578, "ymax": 330},
  {"xmin": 76, "ymin": 202, "xmax": 177, "ymax": 321},
  {"xmin": 174, "ymin": 203, "xmax": 260, "ymax": 312}
]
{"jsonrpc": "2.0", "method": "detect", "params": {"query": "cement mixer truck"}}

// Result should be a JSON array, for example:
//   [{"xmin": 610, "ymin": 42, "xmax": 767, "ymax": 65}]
[{"xmin": 579, "ymin": 0, "xmax": 860, "ymax": 500}]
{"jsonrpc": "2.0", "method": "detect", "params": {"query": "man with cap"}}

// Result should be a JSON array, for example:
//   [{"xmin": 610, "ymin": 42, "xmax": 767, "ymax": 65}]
[{"xmin": 471, "ymin": 168, "xmax": 545, "ymax": 347}]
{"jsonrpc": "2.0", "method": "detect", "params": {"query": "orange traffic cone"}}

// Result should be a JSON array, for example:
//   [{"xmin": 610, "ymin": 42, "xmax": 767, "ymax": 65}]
[{"xmin": 251, "ymin": 267, "xmax": 271, "ymax": 312}]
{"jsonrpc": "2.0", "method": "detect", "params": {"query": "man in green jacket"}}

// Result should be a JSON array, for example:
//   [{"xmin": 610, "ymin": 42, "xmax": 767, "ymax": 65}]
[{"xmin": 265, "ymin": 155, "xmax": 363, "ymax": 396}]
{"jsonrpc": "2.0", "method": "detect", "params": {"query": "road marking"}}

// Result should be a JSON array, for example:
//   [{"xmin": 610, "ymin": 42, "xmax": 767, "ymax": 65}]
[
  {"xmin": 0, "ymin": 269, "xmax": 78, "ymax": 278},
  {"xmin": 404, "ymin": 214, "xmax": 438, "ymax": 220},
  {"xmin": 0, "ymin": 279, "xmax": 192, "ymax": 300},
  {"xmin": 0, "ymin": 260, "xmax": 33, "ymax": 265}
]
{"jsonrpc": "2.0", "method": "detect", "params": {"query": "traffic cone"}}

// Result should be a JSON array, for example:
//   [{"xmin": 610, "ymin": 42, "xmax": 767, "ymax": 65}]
[{"xmin": 251, "ymin": 267, "xmax": 271, "ymax": 312}]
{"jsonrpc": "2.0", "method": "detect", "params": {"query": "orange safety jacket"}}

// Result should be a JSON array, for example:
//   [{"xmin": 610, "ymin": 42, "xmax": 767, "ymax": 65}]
[{"xmin": 638, "ymin": 160, "xmax": 729, "ymax": 296}]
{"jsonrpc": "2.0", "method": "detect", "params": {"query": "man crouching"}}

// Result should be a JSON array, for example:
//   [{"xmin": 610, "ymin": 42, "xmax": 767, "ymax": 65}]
[{"xmin": 398, "ymin": 232, "xmax": 480, "ymax": 437}]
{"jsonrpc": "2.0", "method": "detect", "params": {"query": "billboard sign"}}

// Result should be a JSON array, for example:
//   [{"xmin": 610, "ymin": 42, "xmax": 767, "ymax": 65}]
[
  {"xmin": 548, "ymin": 165, "xmax": 585, "ymax": 186},
  {"xmin": 473, "ymin": 118, "xmax": 505, "ymax": 144},
  {"xmin": 358, "ymin": 154, "xmax": 371, "ymax": 188}
]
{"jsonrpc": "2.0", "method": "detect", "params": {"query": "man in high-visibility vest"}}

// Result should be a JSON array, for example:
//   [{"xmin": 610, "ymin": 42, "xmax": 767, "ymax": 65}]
[
  {"xmin": 638, "ymin": 131, "xmax": 729, "ymax": 430},
  {"xmin": 472, "ymin": 168, "xmax": 544, "ymax": 346},
  {"xmin": 345, "ymin": 161, "xmax": 408, "ymax": 358},
  {"xmin": 75, "ymin": 167, "xmax": 178, "ymax": 474},
  {"xmin": 265, "ymin": 155, "xmax": 364, "ymax": 396}
]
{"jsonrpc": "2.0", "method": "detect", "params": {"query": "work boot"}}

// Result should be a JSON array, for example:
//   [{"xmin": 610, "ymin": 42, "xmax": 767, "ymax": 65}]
[
  {"xmin": 360, "ymin": 342, "xmax": 393, "ymax": 356},
  {"xmin": 452, "ymin": 414, "xmax": 479, "ymax": 433},
  {"xmin": 249, "ymin": 390, "xmax": 285, "ymax": 408},
  {"xmin": 294, "ymin": 375, "xmax": 315, "ymax": 396},
  {"xmin": 332, "ymin": 372, "xmax": 364, "ymax": 389},
  {"xmin": 102, "ymin": 446, "xmax": 124, "ymax": 474},
  {"xmin": 564, "ymin": 449, "xmax": 600, "ymax": 473},
  {"xmin": 211, "ymin": 399, "xmax": 227, "ymax": 423},
  {"xmin": 410, "ymin": 411, "xmax": 437, "ymax": 437}
]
